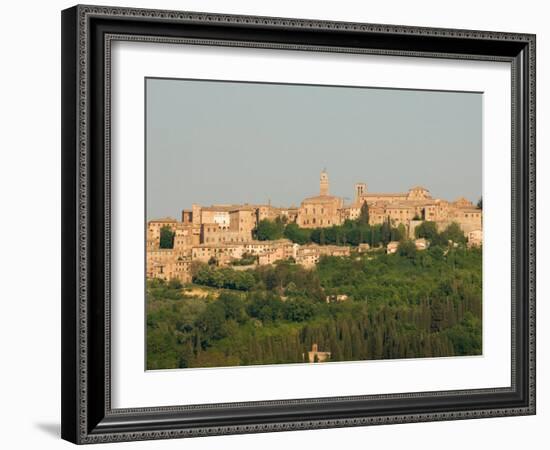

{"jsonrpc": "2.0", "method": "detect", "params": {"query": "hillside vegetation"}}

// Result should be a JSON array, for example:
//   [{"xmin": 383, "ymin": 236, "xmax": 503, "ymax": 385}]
[{"xmin": 147, "ymin": 244, "xmax": 482, "ymax": 369}]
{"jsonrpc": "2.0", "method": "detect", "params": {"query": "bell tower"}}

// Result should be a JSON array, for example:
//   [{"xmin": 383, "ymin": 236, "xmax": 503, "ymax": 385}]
[
  {"xmin": 320, "ymin": 169, "xmax": 329, "ymax": 196},
  {"xmin": 355, "ymin": 183, "xmax": 367, "ymax": 203}
]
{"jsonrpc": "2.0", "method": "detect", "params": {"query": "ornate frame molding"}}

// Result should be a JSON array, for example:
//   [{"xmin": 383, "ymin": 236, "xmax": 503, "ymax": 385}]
[{"xmin": 61, "ymin": 5, "xmax": 536, "ymax": 444}]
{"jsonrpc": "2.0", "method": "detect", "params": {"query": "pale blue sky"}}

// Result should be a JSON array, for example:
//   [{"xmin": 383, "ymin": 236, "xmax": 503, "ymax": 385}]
[{"xmin": 146, "ymin": 78, "xmax": 482, "ymax": 219}]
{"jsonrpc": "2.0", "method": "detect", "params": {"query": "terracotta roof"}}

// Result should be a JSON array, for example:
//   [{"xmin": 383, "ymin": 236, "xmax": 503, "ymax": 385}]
[
  {"xmin": 201, "ymin": 204, "xmax": 258, "ymax": 212},
  {"xmin": 409, "ymin": 185, "xmax": 429, "ymax": 191},
  {"xmin": 149, "ymin": 217, "xmax": 178, "ymax": 223},
  {"xmin": 302, "ymin": 195, "xmax": 342, "ymax": 204},
  {"xmin": 363, "ymin": 193, "xmax": 407, "ymax": 197}
]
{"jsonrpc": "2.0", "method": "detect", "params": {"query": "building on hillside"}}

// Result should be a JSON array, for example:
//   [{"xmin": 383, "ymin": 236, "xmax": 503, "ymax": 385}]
[
  {"xmin": 258, "ymin": 246, "xmax": 287, "ymax": 266},
  {"xmin": 146, "ymin": 169, "xmax": 483, "ymax": 282},
  {"xmin": 146, "ymin": 248, "xmax": 192, "ymax": 283},
  {"xmin": 387, "ymin": 241, "xmax": 399, "ymax": 254},
  {"xmin": 305, "ymin": 343, "xmax": 331, "ymax": 363},
  {"xmin": 467, "ymin": 229, "xmax": 483, "ymax": 247},
  {"xmin": 147, "ymin": 217, "xmax": 178, "ymax": 244},
  {"xmin": 191, "ymin": 243, "xmax": 246, "ymax": 265},
  {"xmin": 414, "ymin": 238, "xmax": 428, "ymax": 250},
  {"xmin": 325, "ymin": 294, "xmax": 349, "ymax": 303},
  {"xmin": 296, "ymin": 243, "xmax": 351, "ymax": 268},
  {"xmin": 200, "ymin": 223, "xmax": 250, "ymax": 245},
  {"xmin": 351, "ymin": 181, "xmax": 482, "ymax": 237},
  {"xmin": 189, "ymin": 239, "xmax": 297, "ymax": 268},
  {"xmin": 296, "ymin": 170, "xmax": 344, "ymax": 228}
]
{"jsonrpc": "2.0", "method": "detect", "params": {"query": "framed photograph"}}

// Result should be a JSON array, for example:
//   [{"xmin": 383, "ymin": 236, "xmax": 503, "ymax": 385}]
[{"xmin": 61, "ymin": 5, "xmax": 536, "ymax": 444}]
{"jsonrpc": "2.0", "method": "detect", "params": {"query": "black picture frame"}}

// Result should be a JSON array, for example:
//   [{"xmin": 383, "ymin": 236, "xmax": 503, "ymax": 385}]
[{"xmin": 61, "ymin": 4, "xmax": 536, "ymax": 444}]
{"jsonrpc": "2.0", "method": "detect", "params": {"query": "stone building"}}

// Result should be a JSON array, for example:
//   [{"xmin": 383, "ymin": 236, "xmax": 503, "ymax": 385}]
[
  {"xmin": 296, "ymin": 243, "xmax": 351, "ymax": 268},
  {"xmin": 189, "ymin": 239, "xmax": 297, "ymax": 268},
  {"xmin": 191, "ymin": 243, "xmax": 246, "ymax": 265},
  {"xmin": 467, "ymin": 229, "xmax": 483, "ymax": 248},
  {"xmin": 146, "ymin": 169, "xmax": 483, "ymax": 283},
  {"xmin": 296, "ymin": 170, "xmax": 343, "ymax": 228},
  {"xmin": 414, "ymin": 238, "xmax": 428, "ymax": 250},
  {"xmin": 305, "ymin": 343, "xmax": 331, "ymax": 363},
  {"xmin": 147, "ymin": 217, "xmax": 178, "ymax": 244},
  {"xmin": 146, "ymin": 248, "xmax": 192, "ymax": 283},
  {"xmin": 258, "ymin": 246, "xmax": 287, "ymax": 266},
  {"xmin": 200, "ymin": 223, "xmax": 250, "ymax": 245},
  {"xmin": 386, "ymin": 241, "xmax": 400, "ymax": 254},
  {"xmin": 351, "ymin": 180, "xmax": 482, "ymax": 245},
  {"xmin": 244, "ymin": 239, "xmax": 297, "ymax": 259}
]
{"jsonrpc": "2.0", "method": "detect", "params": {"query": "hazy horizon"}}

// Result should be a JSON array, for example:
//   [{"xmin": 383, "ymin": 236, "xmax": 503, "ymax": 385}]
[{"xmin": 146, "ymin": 78, "xmax": 482, "ymax": 220}]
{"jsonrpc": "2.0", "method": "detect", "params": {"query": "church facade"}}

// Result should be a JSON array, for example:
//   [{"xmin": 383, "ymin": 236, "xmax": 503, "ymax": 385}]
[{"xmin": 296, "ymin": 170, "xmax": 344, "ymax": 228}]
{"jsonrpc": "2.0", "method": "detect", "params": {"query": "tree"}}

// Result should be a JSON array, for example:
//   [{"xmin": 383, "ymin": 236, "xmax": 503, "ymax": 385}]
[
  {"xmin": 159, "ymin": 225, "xmax": 175, "ymax": 249},
  {"xmin": 283, "ymin": 223, "xmax": 311, "ymax": 244},
  {"xmin": 397, "ymin": 240, "xmax": 417, "ymax": 259},
  {"xmin": 380, "ymin": 219, "xmax": 391, "ymax": 245},
  {"xmin": 414, "ymin": 221, "xmax": 438, "ymax": 241},
  {"xmin": 168, "ymin": 278, "xmax": 183, "ymax": 289},
  {"xmin": 477, "ymin": 197, "xmax": 483, "ymax": 209},
  {"xmin": 254, "ymin": 219, "xmax": 284, "ymax": 240},
  {"xmin": 319, "ymin": 229, "xmax": 326, "ymax": 245},
  {"xmin": 284, "ymin": 298, "xmax": 315, "ymax": 322},
  {"xmin": 358, "ymin": 201, "xmax": 370, "ymax": 226},
  {"xmin": 441, "ymin": 222, "xmax": 467, "ymax": 245},
  {"xmin": 395, "ymin": 223, "xmax": 407, "ymax": 242}
]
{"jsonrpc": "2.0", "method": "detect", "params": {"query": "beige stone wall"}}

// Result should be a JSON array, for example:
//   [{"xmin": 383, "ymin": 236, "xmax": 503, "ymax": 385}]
[
  {"xmin": 146, "ymin": 248, "xmax": 192, "ymax": 283},
  {"xmin": 341, "ymin": 205, "xmax": 361, "ymax": 221},
  {"xmin": 147, "ymin": 218, "xmax": 177, "ymax": 242},
  {"xmin": 385, "ymin": 205, "xmax": 415, "ymax": 227},
  {"xmin": 367, "ymin": 205, "xmax": 388, "ymax": 225},
  {"xmin": 191, "ymin": 244, "xmax": 245, "ymax": 264},
  {"xmin": 191, "ymin": 204, "xmax": 202, "ymax": 227},
  {"xmin": 297, "ymin": 197, "xmax": 343, "ymax": 228},
  {"xmin": 229, "ymin": 208, "xmax": 257, "ymax": 234},
  {"xmin": 467, "ymin": 229, "xmax": 483, "ymax": 247},
  {"xmin": 360, "ymin": 193, "xmax": 408, "ymax": 204},
  {"xmin": 296, "ymin": 243, "xmax": 350, "ymax": 267},
  {"xmin": 243, "ymin": 239, "xmax": 295, "ymax": 257},
  {"xmin": 200, "ymin": 209, "xmax": 230, "ymax": 229},
  {"xmin": 173, "ymin": 224, "xmax": 194, "ymax": 250},
  {"xmin": 189, "ymin": 239, "xmax": 296, "ymax": 267},
  {"xmin": 258, "ymin": 246, "xmax": 286, "ymax": 265},
  {"xmin": 201, "ymin": 223, "xmax": 251, "ymax": 245}
]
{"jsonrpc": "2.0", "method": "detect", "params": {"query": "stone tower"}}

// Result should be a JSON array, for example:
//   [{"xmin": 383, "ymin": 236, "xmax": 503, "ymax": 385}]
[
  {"xmin": 355, "ymin": 183, "xmax": 367, "ymax": 203},
  {"xmin": 320, "ymin": 169, "xmax": 329, "ymax": 196}
]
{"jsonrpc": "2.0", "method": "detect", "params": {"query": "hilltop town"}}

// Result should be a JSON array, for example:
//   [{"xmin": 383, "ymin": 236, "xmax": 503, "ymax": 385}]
[{"xmin": 147, "ymin": 170, "xmax": 482, "ymax": 283}]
